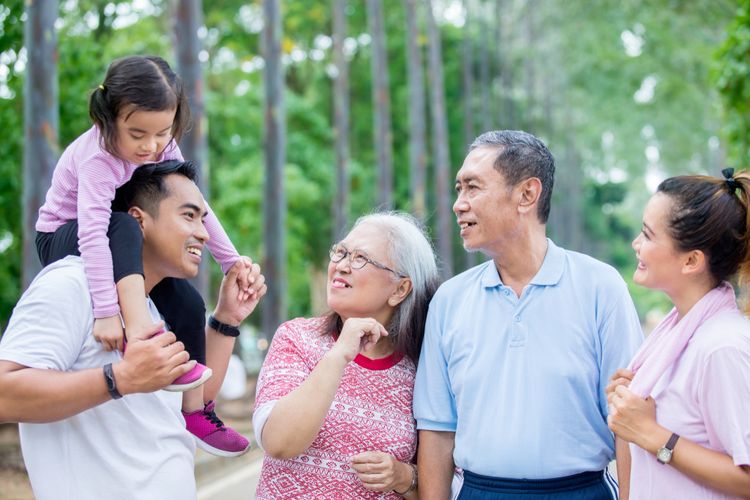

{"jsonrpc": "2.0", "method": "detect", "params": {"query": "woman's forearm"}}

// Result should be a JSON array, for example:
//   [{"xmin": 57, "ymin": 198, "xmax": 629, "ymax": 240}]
[
  {"xmin": 638, "ymin": 427, "xmax": 750, "ymax": 498},
  {"xmin": 261, "ymin": 350, "xmax": 348, "ymax": 459}
]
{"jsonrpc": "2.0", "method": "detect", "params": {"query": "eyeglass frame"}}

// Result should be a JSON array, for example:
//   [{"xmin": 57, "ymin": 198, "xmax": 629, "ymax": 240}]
[{"xmin": 329, "ymin": 243, "xmax": 407, "ymax": 278}]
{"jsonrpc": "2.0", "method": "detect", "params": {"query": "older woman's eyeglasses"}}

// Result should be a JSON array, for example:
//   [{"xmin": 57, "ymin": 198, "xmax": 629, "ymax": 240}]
[{"xmin": 329, "ymin": 244, "xmax": 407, "ymax": 278}]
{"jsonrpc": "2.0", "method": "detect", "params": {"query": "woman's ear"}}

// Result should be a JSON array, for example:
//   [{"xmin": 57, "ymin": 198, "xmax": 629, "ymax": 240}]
[
  {"xmin": 388, "ymin": 278, "xmax": 413, "ymax": 307},
  {"xmin": 682, "ymin": 249, "xmax": 707, "ymax": 276}
]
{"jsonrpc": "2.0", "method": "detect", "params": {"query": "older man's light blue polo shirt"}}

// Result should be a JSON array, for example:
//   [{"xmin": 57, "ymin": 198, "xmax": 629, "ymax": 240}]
[{"xmin": 414, "ymin": 240, "xmax": 643, "ymax": 479}]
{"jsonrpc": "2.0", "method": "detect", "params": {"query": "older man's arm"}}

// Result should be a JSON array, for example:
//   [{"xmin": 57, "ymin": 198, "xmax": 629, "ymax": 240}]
[
  {"xmin": 0, "ymin": 328, "xmax": 192, "ymax": 423},
  {"xmin": 418, "ymin": 430, "xmax": 455, "ymax": 500}
]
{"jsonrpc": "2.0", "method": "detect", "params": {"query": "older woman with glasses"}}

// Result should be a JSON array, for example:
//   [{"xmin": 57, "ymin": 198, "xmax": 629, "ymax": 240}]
[{"xmin": 253, "ymin": 212, "xmax": 439, "ymax": 499}]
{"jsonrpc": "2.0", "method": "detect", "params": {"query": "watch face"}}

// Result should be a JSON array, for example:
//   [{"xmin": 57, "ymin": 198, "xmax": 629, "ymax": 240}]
[{"xmin": 656, "ymin": 447, "xmax": 672, "ymax": 463}]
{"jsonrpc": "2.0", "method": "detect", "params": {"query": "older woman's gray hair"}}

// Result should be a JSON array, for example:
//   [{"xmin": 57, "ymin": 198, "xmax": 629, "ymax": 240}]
[{"xmin": 325, "ymin": 211, "xmax": 440, "ymax": 363}]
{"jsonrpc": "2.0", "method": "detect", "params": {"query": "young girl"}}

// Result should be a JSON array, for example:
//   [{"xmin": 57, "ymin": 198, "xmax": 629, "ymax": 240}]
[
  {"xmin": 36, "ymin": 55, "xmax": 251, "ymax": 458},
  {"xmin": 607, "ymin": 168, "xmax": 750, "ymax": 498}
]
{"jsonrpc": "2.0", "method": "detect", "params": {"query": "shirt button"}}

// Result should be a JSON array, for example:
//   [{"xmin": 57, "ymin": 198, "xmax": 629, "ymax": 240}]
[
  {"xmin": 514, "ymin": 315, "xmax": 521, "ymax": 322},
  {"xmin": 503, "ymin": 289, "xmax": 510, "ymax": 296}
]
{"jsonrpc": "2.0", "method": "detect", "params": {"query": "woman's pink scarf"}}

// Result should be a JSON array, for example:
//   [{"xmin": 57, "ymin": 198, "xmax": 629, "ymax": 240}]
[{"xmin": 628, "ymin": 282, "xmax": 738, "ymax": 398}]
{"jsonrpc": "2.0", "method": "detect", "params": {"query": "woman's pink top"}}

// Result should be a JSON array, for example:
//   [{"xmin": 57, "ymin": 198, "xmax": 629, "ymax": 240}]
[
  {"xmin": 253, "ymin": 317, "xmax": 417, "ymax": 499},
  {"xmin": 36, "ymin": 126, "xmax": 239, "ymax": 318},
  {"xmin": 629, "ymin": 309, "xmax": 750, "ymax": 499}
]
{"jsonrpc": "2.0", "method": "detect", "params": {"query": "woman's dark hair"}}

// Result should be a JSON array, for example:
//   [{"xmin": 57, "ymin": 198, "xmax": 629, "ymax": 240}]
[
  {"xmin": 322, "ymin": 212, "xmax": 440, "ymax": 365},
  {"xmin": 89, "ymin": 55, "xmax": 191, "ymax": 159},
  {"xmin": 658, "ymin": 169, "xmax": 750, "ymax": 308}
]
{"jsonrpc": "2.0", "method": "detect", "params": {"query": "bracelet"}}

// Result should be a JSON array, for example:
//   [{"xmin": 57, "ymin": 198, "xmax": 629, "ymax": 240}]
[
  {"xmin": 103, "ymin": 363, "xmax": 122, "ymax": 400},
  {"xmin": 393, "ymin": 462, "xmax": 417, "ymax": 496},
  {"xmin": 208, "ymin": 315, "xmax": 241, "ymax": 337}
]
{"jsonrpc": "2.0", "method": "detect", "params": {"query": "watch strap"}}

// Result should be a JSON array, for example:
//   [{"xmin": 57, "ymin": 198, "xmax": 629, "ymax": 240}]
[
  {"xmin": 208, "ymin": 315, "xmax": 241, "ymax": 337},
  {"xmin": 103, "ymin": 362, "xmax": 123, "ymax": 400},
  {"xmin": 665, "ymin": 432, "xmax": 680, "ymax": 451},
  {"xmin": 656, "ymin": 432, "xmax": 680, "ymax": 464}
]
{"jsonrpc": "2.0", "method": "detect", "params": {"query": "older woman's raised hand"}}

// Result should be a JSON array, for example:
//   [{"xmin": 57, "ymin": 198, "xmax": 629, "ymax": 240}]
[{"xmin": 330, "ymin": 318, "xmax": 389, "ymax": 363}]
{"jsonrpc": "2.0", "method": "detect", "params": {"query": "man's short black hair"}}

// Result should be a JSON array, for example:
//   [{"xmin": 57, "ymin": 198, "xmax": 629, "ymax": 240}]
[{"xmin": 112, "ymin": 160, "xmax": 199, "ymax": 216}]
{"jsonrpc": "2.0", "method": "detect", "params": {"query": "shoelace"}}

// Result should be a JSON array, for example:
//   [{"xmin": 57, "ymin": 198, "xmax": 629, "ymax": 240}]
[{"xmin": 203, "ymin": 407, "xmax": 226, "ymax": 429}]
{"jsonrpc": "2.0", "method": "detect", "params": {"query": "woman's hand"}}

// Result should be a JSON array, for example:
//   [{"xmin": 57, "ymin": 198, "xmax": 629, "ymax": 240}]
[
  {"xmin": 329, "ymin": 318, "xmax": 388, "ymax": 363},
  {"xmin": 607, "ymin": 384, "xmax": 660, "ymax": 447},
  {"xmin": 605, "ymin": 368, "xmax": 634, "ymax": 398},
  {"xmin": 351, "ymin": 451, "xmax": 412, "ymax": 493}
]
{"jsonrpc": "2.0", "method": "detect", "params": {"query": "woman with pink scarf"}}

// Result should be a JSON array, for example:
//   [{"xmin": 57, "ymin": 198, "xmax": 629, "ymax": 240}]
[{"xmin": 607, "ymin": 168, "xmax": 750, "ymax": 499}]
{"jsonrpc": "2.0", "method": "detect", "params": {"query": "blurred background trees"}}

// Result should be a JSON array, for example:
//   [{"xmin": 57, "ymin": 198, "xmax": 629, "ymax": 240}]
[{"xmin": 1, "ymin": 0, "xmax": 747, "ymax": 336}]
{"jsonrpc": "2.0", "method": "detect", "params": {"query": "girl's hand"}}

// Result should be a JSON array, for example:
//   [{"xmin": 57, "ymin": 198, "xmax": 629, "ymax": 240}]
[
  {"xmin": 329, "ymin": 318, "xmax": 388, "ymax": 363},
  {"xmin": 607, "ymin": 385, "xmax": 659, "ymax": 447},
  {"xmin": 351, "ymin": 451, "xmax": 412, "ymax": 493},
  {"xmin": 234, "ymin": 256, "xmax": 255, "ymax": 302},
  {"xmin": 93, "ymin": 315, "xmax": 125, "ymax": 352}
]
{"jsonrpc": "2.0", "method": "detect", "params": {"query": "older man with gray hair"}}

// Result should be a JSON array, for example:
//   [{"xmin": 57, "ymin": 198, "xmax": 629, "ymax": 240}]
[{"xmin": 414, "ymin": 130, "xmax": 643, "ymax": 499}]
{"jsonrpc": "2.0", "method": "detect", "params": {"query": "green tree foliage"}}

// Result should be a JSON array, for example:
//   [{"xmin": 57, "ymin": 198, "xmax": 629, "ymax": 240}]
[
  {"xmin": 715, "ymin": 1, "xmax": 750, "ymax": 167},
  {"xmin": 0, "ymin": 0, "xmax": 25, "ymax": 330},
  {"xmin": 0, "ymin": 0, "xmax": 744, "ymax": 330}
]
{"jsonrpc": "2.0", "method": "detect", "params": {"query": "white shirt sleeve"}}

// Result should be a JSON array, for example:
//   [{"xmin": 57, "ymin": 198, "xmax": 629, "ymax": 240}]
[
  {"xmin": 0, "ymin": 258, "xmax": 93, "ymax": 371},
  {"xmin": 252, "ymin": 400, "xmax": 277, "ymax": 451}
]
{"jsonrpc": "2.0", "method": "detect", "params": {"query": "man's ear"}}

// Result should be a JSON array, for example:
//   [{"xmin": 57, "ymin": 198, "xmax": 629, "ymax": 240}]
[
  {"xmin": 388, "ymin": 278, "xmax": 413, "ymax": 307},
  {"xmin": 517, "ymin": 177, "xmax": 542, "ymax": 215},
  {"xmin": 127, "ymin": 206, "xmax": 147, "ymax": 229}
]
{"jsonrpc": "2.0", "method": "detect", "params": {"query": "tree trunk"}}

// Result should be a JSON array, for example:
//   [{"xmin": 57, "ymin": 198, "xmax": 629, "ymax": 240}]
[
  {"xmin": 425, "ymin": 0, "xmax": 453, "ymax": 279},
  {"xmin": 462, "ymin": 0, "xmax": 475, "ymax": 150},
  {"xmin": 332, "ymin": 0, "xmax": 350, "ymax": 239},
  {"xmin": 23, "ymin": 0, "xmax": 59, "ymax": 288},
  {"xmin": 262, "ymin": 0, "xmax": 287, "ymax": 340},
  {"xmin": 462, "ymin": 0, "xmax": 478, "ymax": 270},
  {"xmin": 523, "ymin": 0, "xmax": 537, "ymax": 128},
  {"xmin": 478, "ymin": 0, "xmax": 492, "ymax": 132},
  {"xmin": 404, "ymin": 0, "xmax": 427, "ymax": 219},
  {"xmin": 495, "ymin": 0, "xmax": 513, "ymax": 128},
  {"xmin": 174, "ymin": 0, "xmax": 209, "ymax": 298},
  {"xmin": 366, "ymin": 0, "xmax": 394, "ymax": 209}
]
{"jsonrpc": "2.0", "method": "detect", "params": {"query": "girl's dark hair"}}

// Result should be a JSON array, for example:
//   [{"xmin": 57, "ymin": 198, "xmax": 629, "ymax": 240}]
[
  {"xmin": 658, "ymin": 170, "xmax": 750, "ymax": 310},
  {"xmin": 321, "ymin": 212, "xmax": 440, "ymax": 365},
  {"xmin": 89, "ymin": 55, "xmax": 191, "ymax": 159}
]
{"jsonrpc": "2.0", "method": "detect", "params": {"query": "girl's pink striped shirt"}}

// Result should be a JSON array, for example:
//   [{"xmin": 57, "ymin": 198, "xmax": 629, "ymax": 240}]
[{"xmin": 37, "ymin": 126, "xmax": 240, "ymax": 318}]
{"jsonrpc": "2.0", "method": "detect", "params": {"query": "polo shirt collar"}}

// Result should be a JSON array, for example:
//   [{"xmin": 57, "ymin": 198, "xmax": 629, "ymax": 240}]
[{"xmin": 480, "ymin": 238, "xmax": 565, "ymax": 289}]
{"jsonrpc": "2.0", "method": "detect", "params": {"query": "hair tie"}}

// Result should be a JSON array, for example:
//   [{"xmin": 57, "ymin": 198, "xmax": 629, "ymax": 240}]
[
  {"xmin": 98, "ymin": 84, "xmax": 105, "ymax": 91},
  {"xmin": 722, "ymin": 167, "xmax": 739, "ymax": 194}
]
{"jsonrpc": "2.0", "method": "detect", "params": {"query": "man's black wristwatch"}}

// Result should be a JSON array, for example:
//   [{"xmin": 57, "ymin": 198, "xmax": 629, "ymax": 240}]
[
  {"xmin": 103, "ymin": 363, "xmax": 122, "ymax": 400},
  {"xmin": 208, "ymin": 315, "xmax": 241, "ymax": 337}
]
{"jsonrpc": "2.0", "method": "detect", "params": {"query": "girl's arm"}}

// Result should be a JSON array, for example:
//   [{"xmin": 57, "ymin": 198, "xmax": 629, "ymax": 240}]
[
  {"xmin": 203, "ymin": 201, "xmax": 241, "ymax": 273},
  {"xmin": 76, "ymin": 157, "xmax": 123, "ymax": 319}
]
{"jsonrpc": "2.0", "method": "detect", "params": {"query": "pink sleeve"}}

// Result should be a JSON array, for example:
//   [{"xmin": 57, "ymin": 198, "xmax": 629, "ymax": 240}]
[
  {"xmin": 204, "ymin": 200, "xmax": 240, "ymax": 274},
  {"xmin": 254, "ymin": 321, "xmax": 312, "ymax": 410},
  {"xmin": 699, "ymin": 345, "xmax": 750, "ymax": 466},
  {"xmin": 164, "ymin": 143, "xmax": 240, "ymax": 273},
  {"xmin": 77, "ymin": 158, "xmax": 120, "ymax": 319}
]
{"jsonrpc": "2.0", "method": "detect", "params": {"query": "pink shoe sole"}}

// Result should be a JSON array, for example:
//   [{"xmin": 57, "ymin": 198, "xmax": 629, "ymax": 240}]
[{"xmin": 164, "ymin": 363, "xmax": 213, "ymax": 392}]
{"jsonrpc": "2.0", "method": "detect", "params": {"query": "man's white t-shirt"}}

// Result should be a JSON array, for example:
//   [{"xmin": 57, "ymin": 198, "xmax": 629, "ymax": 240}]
[{"xmin": 0, "ymin": 257, "xmax": 196, "ymax": 500}]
